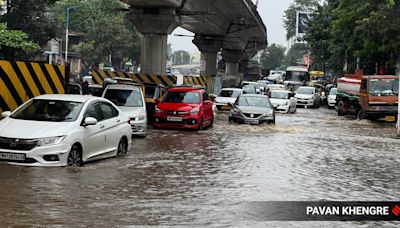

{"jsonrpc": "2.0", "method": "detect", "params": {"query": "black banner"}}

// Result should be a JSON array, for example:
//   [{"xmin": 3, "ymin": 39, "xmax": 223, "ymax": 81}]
[{"xmin": 237, "ymin": 201, "xmax": 400, "ymax": 221}]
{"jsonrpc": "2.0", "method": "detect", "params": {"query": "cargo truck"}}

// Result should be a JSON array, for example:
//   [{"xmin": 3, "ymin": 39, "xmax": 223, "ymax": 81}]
[{"xmin": 336, "ymin": 70, "xmax": 399, "ymax": 120}]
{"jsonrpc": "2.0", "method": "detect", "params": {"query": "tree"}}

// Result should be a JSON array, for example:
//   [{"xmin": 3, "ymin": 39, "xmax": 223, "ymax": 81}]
[
  {"xmin": 260, "ymin": 44, "xmax": 286, "ymax": 69},
  {"xmin": 329, "ymin": 0, "xmax": 400, "ymax": 74},
  {"xmin": 0, "ymin": 23, "xmax": 39, "ymax": 59},
  {"xmin": 56, "ymin": 0, "xmax": 141, "ymax": 69},
  {"xmin": 283, "ymin": 0, "xmax": 320, "ymax": 40},
  {"xmin": 1, "ymin": 0, "xmax": 58, "ymax": 47},
  {"xmin": 284, "ymin": 43, "xmax": 308, "ymax": 66},
  {"xmin": 304, "ymin": 3, "xmax": 332, "ymax": 72},
  {"xmin": 171, "ymin": 50, "xmax": 191, "ymax": 65}
]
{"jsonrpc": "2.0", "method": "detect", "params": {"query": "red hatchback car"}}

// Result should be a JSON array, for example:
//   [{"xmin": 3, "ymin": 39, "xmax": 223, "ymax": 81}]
[{"xmin": 153, "ymin": 87, "xmax": 214, "ymax": 130}]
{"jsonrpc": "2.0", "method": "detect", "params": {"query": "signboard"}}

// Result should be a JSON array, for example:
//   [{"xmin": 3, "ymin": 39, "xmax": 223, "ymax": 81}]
[{"xmin": 296, "ymin": 11, "xmax": 314, "ymax": 43}]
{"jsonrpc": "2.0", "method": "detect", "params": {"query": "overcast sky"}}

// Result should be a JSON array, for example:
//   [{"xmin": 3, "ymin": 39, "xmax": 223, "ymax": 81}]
[{"xmin": 168, "ymin": 0, "xmax": 293, "ymax": 52}]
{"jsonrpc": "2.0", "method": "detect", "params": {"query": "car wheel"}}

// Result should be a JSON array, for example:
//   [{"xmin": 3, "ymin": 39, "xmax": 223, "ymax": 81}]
[
  {"xmin": 338, "ymin": 102, "xmax": 345, "ymax": 116},
  {"xmin": 117, "ymin": 138, "xmax": 128, "ymax": 157},
  {"xmin": 198, "ymin": 118, "xmax": 204, "ymax": 130},
  {"xmin": 67, "ymin": 144, "xmax": 83, "ymax": 167}
]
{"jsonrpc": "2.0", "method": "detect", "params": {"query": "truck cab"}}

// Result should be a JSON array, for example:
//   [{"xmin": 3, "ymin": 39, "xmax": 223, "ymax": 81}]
[
  {"xmin": 337, "ymin": 74, "xmax": 399, "ymax": 120},
  {"xmin": 359, "ymin": 75, "xmax": 399, "ymax": 119}
]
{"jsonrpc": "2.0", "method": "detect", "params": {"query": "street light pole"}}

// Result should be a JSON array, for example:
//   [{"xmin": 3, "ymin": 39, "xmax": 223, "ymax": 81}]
[{"xmin": 65, "ymin": 6, "xmax": 79, "ymax": 64}]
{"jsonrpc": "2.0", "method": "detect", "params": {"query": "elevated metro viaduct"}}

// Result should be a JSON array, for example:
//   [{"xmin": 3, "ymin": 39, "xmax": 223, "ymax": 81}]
[{"xmin": 121, "ymin": 0, "xmax": 267, "ymax": 88}]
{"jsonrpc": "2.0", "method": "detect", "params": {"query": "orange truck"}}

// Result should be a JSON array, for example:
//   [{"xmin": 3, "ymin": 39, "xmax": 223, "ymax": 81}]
[{"xmin": 336, "ymin": 70, "xmax": 399, "ymax": 120}]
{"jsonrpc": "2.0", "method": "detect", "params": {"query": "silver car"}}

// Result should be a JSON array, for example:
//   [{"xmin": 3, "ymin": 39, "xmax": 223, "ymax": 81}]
[{"xmin": 229, "ymin": 94, "xmax": 275, "ymax": 125}]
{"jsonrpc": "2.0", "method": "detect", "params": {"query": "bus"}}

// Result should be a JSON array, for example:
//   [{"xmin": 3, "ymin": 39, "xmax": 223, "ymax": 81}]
[{"xmin": 284, "ymin": 66, "xmax": 309, "ymax": 92}]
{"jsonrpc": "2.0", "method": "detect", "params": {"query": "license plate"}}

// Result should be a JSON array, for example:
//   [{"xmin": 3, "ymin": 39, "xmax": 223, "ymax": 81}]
[
  {"xmin": 0, "ymin": 152, "xmax": 25, "ymax": 161},
  {"xmin": 384, "ymin": 116, "xmax": 396, "ymax": 122},
  {"xmin": 245, "ymin": 119, "xmax": 260, "ymax": 125},
  {"xmin": 167, "ymin": 116, "xmax": 182, "ymax": 122},
  {"xmin": 221, "ymin": 105, "xmax": 231, "ymax": 110}
]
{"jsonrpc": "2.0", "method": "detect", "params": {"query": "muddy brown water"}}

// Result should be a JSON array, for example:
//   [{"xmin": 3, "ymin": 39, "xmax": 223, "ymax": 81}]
[{"xmin": 0, "ymin": 108, "xmax": 399, "ymax": 227}]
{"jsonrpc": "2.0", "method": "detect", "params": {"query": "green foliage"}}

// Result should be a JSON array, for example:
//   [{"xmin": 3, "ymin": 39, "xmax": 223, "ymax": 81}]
[
  {"xmin": 0, "ymin": 23, "xmax": 40, "ymax": 59},
  {"xmin": 305, "ymin": 0, "xmax": 400, "ymax": 74},
  {"xmin": 284, "ymin": 43, "xmax": 308, "ymax": 66},
  {"xmin": 171, "ymin": 50, "xmax": 191, "ymax": 65},
  {"xmin": 260, "ymin": 44, "xmax": 286, "ymax": 70},
  {"xmin": 56, "ymin": 0, "xmax": 141, "ymax": 68},
  {"xmin": 0, "ymin": 0, "xmax": 58, "ymax": 46},
  {"xmin": 283, "ymin": 0, "xmax": 320, "ymax": 39}
]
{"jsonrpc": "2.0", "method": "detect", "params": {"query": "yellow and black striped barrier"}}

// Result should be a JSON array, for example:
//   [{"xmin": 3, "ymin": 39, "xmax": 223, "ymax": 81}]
[
  {"xmin": 90, "ymin": 69, "xmax": 208, "ymax": 87},
  {"xmin": 0, "ymin": 60, "xmax": 66, "ymax": 113}
]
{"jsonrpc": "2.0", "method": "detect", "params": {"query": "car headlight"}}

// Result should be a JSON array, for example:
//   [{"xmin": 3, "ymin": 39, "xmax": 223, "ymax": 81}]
[
  {"xmin": 266, "ymin": 110, "xmax": 273, "ymax": 116},
  {"xmin": 136, "ymin": 115, "xmax": 146, "ymax": 121},
  {"xmin": 36, "ymin": 136, "xmax": 65, "ymax": 147},
  {"xmin": 281, "ymin": 101, "xmax": 289, "ymax": 106},
  {"xmin": 190, "ymin": 108, "xmax": 200, "ymax": 115},
  {"xmin": 232, "ymin": 107, "xmax": 240, "ymax": 113},
  {"xmin": 155, "ymin": 106, "xmax": 163, "ymax": 113}
]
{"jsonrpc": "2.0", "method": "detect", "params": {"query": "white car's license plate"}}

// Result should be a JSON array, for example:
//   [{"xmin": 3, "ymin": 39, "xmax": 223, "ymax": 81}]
[
  {"xmin": 0, "ymin": 152, "xmax": 26, "ymax": 161},
  {"xmin": 245, "ymin": 119, "xmax": 260, "ymax": 125},
  {"xmin": 221, "ymin": 105, "xmax": 231, "ymax": 110},
  {"xmin": 167, "ymin": 116, "xmax": 183, "ymax": 122}
]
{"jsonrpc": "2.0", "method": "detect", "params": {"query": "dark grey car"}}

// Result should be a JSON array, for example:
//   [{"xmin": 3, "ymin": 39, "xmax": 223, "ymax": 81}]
[{"xmin": 228, "ymin": 94, "xmax": 275, "ymax": 125}]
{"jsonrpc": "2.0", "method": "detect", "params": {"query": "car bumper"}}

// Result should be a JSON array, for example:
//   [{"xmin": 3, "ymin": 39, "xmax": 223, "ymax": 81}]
[
  {"xmin": 273, "ymin": 104, "xmax": 290, "ymax": 113},
  {"xmin": 296, "ymin": 99, "xmax": 314, "ymax": 106},
  {"xmin": 215, "ymin": 103, "xmax": 231, "ymax": 110},
  {"xmin": 230, "ymin": 112, "xmax": 274, "ymax": 124},
  {"xmin": 130, "ymin": 119, "xmax": 147, "ymax": 136},
  {"xmin": 153, "ymin": 114, "xmax": 201, "ymax": 129},
  {"xmin": 328, "ymin": 100, "xmax": 336, "ymax": 107},
  {"xmin": 0, "ymin": 143, "xmax": 71, "ymax": 167}
]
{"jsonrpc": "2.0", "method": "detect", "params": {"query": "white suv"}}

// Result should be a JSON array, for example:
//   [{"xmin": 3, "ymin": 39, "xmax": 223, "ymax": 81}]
[
  {"xmin": 103, "ymin": 84, "xmax": 147, "ymax": 137},
  {"xmin": 295, "ymin": 86, "xmax": 321, "ymax": 108}
]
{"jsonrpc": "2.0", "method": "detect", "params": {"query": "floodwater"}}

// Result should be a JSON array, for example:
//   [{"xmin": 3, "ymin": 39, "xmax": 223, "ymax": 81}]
[{"xmin": 0, "ymin": 107, "xmax": 399, "ymax": 227}]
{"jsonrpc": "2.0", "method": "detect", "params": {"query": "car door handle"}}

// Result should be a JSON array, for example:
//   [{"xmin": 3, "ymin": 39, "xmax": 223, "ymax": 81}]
[
  {"xmin": 99, "ymin": 124, "xmax": 105, "ymax": 129},
  {"xmin": 116, "ymin": 119, "xmax": 121, "ymax": 123}
]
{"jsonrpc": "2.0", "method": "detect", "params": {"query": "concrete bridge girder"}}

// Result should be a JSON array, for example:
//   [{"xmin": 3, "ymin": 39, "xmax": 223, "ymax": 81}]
[{"xmin": 122, "ymin": 0, "xmax": 267, "ymax": 77}]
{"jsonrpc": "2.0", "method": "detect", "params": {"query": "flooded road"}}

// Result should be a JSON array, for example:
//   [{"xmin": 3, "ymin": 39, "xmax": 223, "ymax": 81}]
[{"xmin": 0, "ymin": 107, "xmax": 399, "ymax": 227}]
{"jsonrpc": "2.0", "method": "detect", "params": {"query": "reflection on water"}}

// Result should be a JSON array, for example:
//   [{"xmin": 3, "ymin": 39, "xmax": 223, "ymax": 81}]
[{"xmin": 0, "ymin": 108, "xmax": 399, "ymax": 226}]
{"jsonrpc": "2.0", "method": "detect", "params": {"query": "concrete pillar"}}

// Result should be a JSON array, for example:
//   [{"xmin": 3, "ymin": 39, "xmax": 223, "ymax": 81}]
[
  {"xmin": 127, "ymin": 8, "xmax": 180, "ymax": 75},
  {"xmin": 222, "ymin": 50, "xmax": 243, "ymax": 75},
  {"xmin": 192, "ymin": 36, "xmax": 222, "ymax": 77}
]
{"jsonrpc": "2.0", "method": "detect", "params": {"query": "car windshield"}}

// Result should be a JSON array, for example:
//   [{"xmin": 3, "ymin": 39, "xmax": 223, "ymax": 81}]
[
  {"xmin": 104, "ymin": 89, "xmax": 144, "ymax": 107},
  {"xmin": 369, "ymin": 78, "xmax": 399, "ymax": 96},
  {"xmin": 89, "ymin": 86, "xmax": 103, "ymax": 97},
  {"xmin": 242, "ymin": 85, "xmax": 256, "ymax": 93},
  {"xmin": 329, "ymin": 88, "xmax": 338, "ymax": 95},
  {"xmin": 145, "ymin": 86, "xmax": 156, "ymax": 98},
  {"xmin": 297, "ymin": 87, "xmax": 314, "ymax": 94},
  {"xmin": 270, "ymin": 91, "xmax": 289, "ymax": 99},
  {"xmin": 238, "ymin": 96, "xmax": 271, "ymax": 108},
  {"xmin": 11, "ymin": 99, "xmax": 83, "ymax": 122},
  {"xmin": 163, "ymin": 91, "xmax": 200, "ymax": 104},
  {"xmin": 218, "ymin": 90, "xmax": 241, "ymax": 98}
]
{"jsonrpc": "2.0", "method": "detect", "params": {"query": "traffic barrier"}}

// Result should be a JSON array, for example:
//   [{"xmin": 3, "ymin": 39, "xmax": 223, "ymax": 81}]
[
  {"xmin": 0, "ymin": 60, "xmax": 66, "ymax": 113},
  {"xmin": 90, "ymin": 69, "xmax": 208, "ymax": 87}
]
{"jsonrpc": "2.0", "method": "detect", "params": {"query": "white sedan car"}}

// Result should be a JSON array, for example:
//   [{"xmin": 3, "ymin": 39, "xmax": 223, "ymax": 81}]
[
  {"xmin": 269, "ymin": 90, "xmax": 297, "ymax": 114},
  {"xmin": 0, "ymin": 95, "xmax": 132, "ymax": 167}
]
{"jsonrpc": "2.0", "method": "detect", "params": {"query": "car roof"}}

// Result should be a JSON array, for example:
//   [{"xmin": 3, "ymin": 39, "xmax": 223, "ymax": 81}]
[
  {"xmin": 89, "ymin": 84, "xmax": 102, "ymax": 88},
  {"xmin": 168, "ymin": 87, "xmax": 203, "ymax": 92},
  {"xmin": 242, "ymin": 81, "xmax": 257, "ymax": 84},
  {"xmin": 34, "ymin": 94, "xmax": 98, "ymax": 103},
  {"xmin": 240, "ymin": 94, "xmax": 269, "ymax": 98},
  {"xmin": 221, "ymin": 88, "xmax": 242, "ymax": 91},
  {"xmin": 105, "ymin": 84, "xmax": 141, "ymax": 90},
  {"xmin": 271, "ymin": 90, "xmax": 292, "ymax": 93},
  {"xmin": 298, "ymin": 86, "xmax": 315, "ymax": 89}
]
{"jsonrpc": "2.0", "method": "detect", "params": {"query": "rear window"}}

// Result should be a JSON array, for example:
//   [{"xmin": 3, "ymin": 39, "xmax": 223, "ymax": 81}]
[
  {"xmin": 163, "ymin": 91, "xmax": 200, "ymax": 104},
  {"xmin": 104, "ymin": 89, "xmax": 143, "ymax": 107}
]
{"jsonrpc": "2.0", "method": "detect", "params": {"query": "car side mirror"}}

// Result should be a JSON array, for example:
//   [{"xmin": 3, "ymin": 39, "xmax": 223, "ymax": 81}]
[
  {"xmin": 83, "ymin": 117, "xmax": 97, "ymax": 126},
  {"xmin": 1, "ymin": 111, "xmax": 11, "ymax": 118}
]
